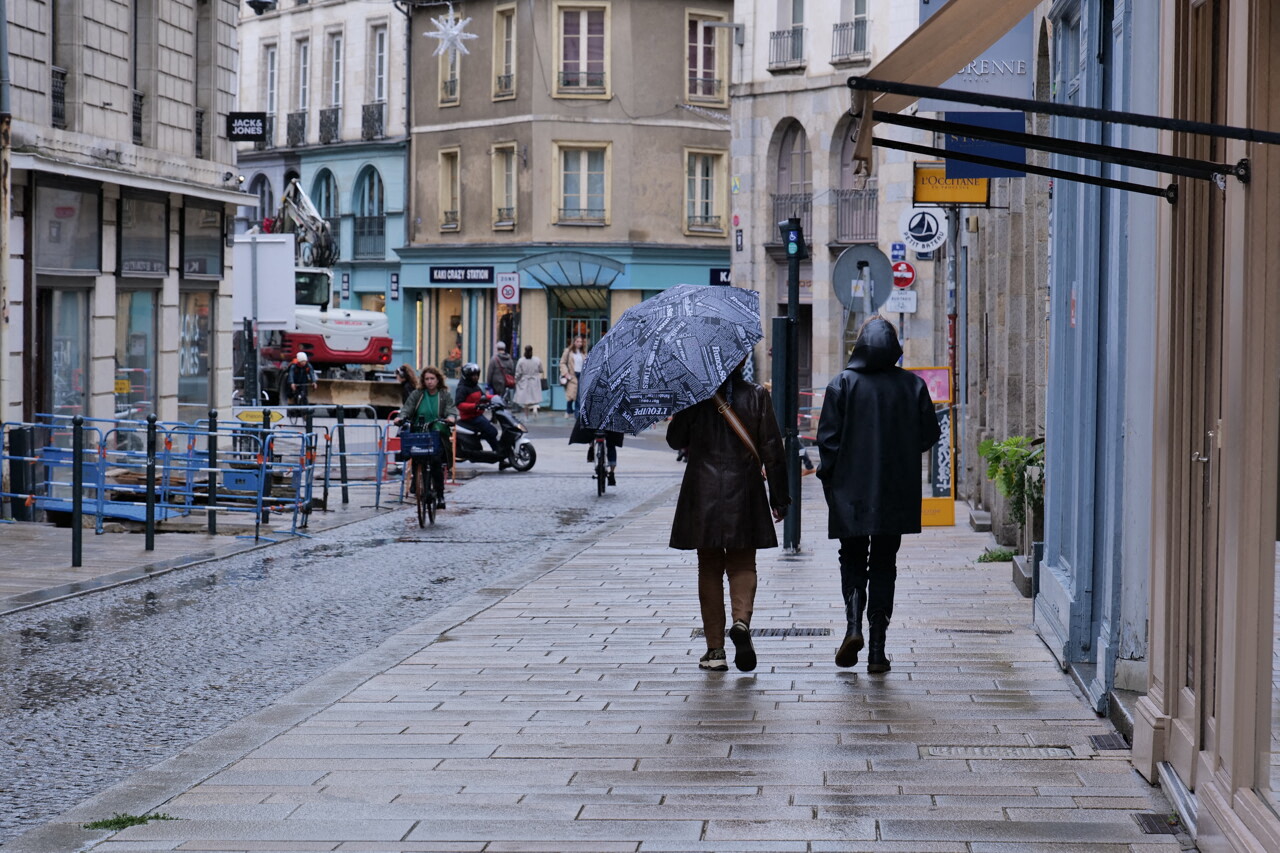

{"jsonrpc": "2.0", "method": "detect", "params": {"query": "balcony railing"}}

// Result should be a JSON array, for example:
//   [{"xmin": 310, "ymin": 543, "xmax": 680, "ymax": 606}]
[
  {"xmin": 558, "ymin": 207, "xmax": 605, "ymax": 224},
  {"xmin": 51, "ymin": 67, "xmax": 67, "ymax": 129},
  {"xmin": 255, "ymin": 114, "xmax": 276, "ymax": 151},
  {"xmin": 833, "ymin": 183, "xmax": 879, "ymax": 243},
  {"xmin": 132, "ymin": 90, "xmax": 144, "ymax": 144},
  {"xmin": 768, "ymin": 27, "xmax": 806, "ymax": 70},
  {"xmin": 287, "ymin": 111, "xmax": 307, "ymax": 146},
  {"xmin": 688, "ymin": 76, "xmax": 722, "ymax": 99},
  {"xmin": 441, "ymin": 77, "xmax": 458, "ymax": 102},
  {"xmin": 361, "ymin": 102, "xmax": 385, "ymax": 140},
  {"xmin": 558, "ymin": 70, "xmax": 606, "ymax": 91},
  {"xmin": 687, "ymin": 213, "xmax": 723, "ymax": 232},
  {"xmin": 319, "ymin": 106, "xmax": 340, "ymax": 143},
  {"xmin": 770, "ymin": 192, "xmax": 813, "ymax": 241},
  {"xmin": 832, "ymin": 19, "xmax": 870, "ymax": 63},
  {"xmin": 352, "ymin": 216, "xmax": 385, "ymax": 259},
  {"xmin": 495, "ymin": 207, "xmax": 515, "ymax": 225},
  {"xmin": 194, "ymin": 108, "xmax": 205, "ymax": 158},
  {"xmin": 441, "ymin": 209, "xmax": 459, "ymax": 229}
]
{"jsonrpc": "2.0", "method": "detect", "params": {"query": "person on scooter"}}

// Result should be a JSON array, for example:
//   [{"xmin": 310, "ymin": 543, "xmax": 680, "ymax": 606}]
[{"xmin": 455, "ymin": 362, "xmax": 507, "ymax": 466}]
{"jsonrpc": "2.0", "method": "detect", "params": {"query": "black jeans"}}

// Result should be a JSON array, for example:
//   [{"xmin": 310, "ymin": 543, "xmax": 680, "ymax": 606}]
[
  {"xmin": 460, "ymin": 416, "xmax": 501, "ymax": 454},
  {"xmin": 838, "ymin": 534, "xmax": 903, "ymax": 620}
]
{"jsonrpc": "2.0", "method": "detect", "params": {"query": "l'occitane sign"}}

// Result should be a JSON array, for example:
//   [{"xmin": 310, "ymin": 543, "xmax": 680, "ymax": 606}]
[{"xmin": 913, "ymin": 163, "xmax": 990, "ymax": 205}]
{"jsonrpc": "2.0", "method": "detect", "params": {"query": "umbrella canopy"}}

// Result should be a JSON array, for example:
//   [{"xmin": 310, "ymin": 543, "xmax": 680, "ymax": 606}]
[{"xmin": 577, "ymin": 284, "xmax": 762, "ymax": 433}]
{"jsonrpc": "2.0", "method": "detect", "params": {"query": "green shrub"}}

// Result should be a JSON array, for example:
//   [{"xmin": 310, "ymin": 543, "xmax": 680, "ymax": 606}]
[
  {"xmin": 977, "ymin": 435, "xmax": 1044, "ymax": 529},
  {"xmin": 977, "ymin": 547, "xmax": 1016, "ymax": 563},
  {"xmin": 82, "ymin": 813, "xmax": 178, "ymax": 831}
]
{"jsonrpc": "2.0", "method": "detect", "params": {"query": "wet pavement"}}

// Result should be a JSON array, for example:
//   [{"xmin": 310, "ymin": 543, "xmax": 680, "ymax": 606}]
[{"xmin": 0, "ymin": 420, "xmax": 685, "ymax": 846}]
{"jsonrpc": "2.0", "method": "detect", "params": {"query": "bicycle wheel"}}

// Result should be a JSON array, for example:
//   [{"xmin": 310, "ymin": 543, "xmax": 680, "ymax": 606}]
[
  {"xmin": 425, "ymin": 461, "xmax": 437, "ymax": 525},
  {"xmin": 414, "ymin": 460, "xmax": 428, "ymax": 528},
  {"xmin": 595, "ymin": 441, "xmax": 607, "ymax": 496}
]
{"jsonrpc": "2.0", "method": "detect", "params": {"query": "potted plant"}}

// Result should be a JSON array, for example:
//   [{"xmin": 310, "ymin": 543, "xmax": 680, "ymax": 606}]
[{"xmin": 977, "ymin": 435, "xmax": 1044, "ymax": 553}]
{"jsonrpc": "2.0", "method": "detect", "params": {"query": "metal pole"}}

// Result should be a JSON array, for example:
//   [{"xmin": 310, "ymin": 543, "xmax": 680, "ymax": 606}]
[
  {"xmin": 243, "ymin": 316, "xmax": 260, "ymax": 405},
  {"xmin": 71, "ymin": 415, "xmax": 83, "ymax": 567},
  {"xmin": 784, "ymin": 217, "xmax": 802, "ymax": 551},
  {"xmin": 336, "ymin": 405, "xmax": 350, "ymax": 504},
  {"xmin": 145, "ymin": 413, "xmax": 156, "ymax": 551},
  {"xmin": 207, "ymin": 409, "xmax": 218, "ymax": 534}
]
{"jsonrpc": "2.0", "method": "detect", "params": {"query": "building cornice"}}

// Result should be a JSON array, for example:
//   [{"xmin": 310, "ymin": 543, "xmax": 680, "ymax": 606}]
[{"xmin": 13, "ymin": 152, "xmax": 253, "ymax": 206}]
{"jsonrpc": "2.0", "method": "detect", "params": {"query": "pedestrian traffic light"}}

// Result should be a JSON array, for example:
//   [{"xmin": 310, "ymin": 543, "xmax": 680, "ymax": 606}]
[{"xmin": 778, "ymin": 218, "xmax": 809, "ymax": 260}]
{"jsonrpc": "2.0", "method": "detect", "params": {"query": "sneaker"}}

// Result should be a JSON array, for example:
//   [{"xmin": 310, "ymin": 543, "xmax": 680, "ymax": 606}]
[
  {"xmin": 435, "ymin": 498, "xmax": 446, "ymax": 509},
  {"xmin": 607, "ymin": 470, "xmax": 616, "ymax": 486},
  {"xmin": 728, "ymin": 620, "xmax": 756, "ymax": 672},
  {"xmin": 698, "ymin": 648, "xmax": 728, "ymax": 671}
]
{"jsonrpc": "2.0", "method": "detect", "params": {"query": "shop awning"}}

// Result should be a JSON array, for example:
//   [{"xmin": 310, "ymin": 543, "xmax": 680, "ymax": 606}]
[{"xmin": 849, "ymin": 0, "xmax": 1043, "ymax": 166}]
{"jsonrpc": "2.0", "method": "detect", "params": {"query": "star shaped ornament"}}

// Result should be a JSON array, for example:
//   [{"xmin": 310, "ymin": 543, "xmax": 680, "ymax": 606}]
[{"xmin": 424, "ymin": 5, "xmax": 478, "ymax": 57}]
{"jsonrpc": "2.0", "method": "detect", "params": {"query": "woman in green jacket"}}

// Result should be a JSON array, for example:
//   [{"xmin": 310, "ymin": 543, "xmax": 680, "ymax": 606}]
[{"xmin": 399, "ymin": 366, "xmax": 456, "ymax": 508}]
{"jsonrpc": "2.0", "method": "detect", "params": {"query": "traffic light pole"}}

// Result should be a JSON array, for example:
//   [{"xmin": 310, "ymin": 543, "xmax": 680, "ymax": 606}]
[{"xmin": 780, "ymin": 217, "xmax": 807, "ymax": 552}]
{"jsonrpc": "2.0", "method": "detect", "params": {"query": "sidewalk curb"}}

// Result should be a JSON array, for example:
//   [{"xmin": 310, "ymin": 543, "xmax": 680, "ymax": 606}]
[{"xmin": 2, "ymin": 482, "xmax": 682, "ymax": 853}]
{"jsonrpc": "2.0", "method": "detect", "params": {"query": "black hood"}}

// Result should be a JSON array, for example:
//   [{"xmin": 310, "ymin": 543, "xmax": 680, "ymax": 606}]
[{"xmin": 848, "ymin": 316, "xmax": 902, "ymax": 371}]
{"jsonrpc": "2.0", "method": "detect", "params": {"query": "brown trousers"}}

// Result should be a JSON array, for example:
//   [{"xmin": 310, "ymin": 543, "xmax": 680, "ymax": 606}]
[{"xmin": 697, "ymin": 548, "xmax": 757, "ymax": 649}]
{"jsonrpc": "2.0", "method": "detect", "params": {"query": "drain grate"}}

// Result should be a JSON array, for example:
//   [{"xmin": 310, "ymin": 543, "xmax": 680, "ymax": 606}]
[
  {"xmin": 1089, "ymin": 733, "xmax": 1130, "ymax": 750},
  {"xmin": 1133, "ymin": 813, "xmax": 1178, "ymax": 835},
  {"xmin": 691, "ymin": 627, "xmax": 831, "ymax": 638},
  {"xmin": 935, "ymin": 628, "xmax": 1014, "ymax": 634}
]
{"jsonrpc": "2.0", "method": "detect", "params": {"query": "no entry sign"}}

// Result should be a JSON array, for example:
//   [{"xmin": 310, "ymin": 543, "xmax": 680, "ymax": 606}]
[{"xmin": 892, "ymin": 261, "xmax": 917, "ymax": 289}]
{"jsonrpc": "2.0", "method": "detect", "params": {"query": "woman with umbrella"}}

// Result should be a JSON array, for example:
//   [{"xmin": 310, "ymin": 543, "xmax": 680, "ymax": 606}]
[{"xmin": 667, "ymin": 359, "xmax": 789, "ymax": 672}]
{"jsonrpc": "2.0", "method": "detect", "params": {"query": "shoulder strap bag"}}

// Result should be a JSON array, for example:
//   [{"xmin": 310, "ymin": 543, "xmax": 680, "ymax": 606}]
[{"xmin": 713, "ymin": 391, "xmax": 766, "ymax": 480}]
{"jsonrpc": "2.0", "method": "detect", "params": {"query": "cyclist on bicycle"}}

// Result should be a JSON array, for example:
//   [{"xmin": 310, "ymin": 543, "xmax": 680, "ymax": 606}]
[
  {"xmin": 286, "ymin": 352, "xmax": 317, "ymax": 407},
  {"xmin": 398, "ymin": 366, "xmax": 455, "ymax": 509},
  {"xmin": 569, "ymin": 417, "xmax": 623, "ymax": 486}
]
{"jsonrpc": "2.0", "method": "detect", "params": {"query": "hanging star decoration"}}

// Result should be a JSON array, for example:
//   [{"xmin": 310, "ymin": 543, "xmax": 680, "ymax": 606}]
[{"xmin": 424, "ymin": 4, "xmax": 478, "ymax": 57}]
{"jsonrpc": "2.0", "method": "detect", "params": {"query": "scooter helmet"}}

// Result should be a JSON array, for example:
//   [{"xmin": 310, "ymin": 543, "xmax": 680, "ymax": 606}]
[{"xmin": 461, "ymin": 362, "xmax": 480, "ymax": 380}]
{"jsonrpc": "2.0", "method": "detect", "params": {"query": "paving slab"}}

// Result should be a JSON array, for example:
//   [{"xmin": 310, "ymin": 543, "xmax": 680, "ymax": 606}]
[{"xmin": 3, "ymin": 481, "xmax": 1193, "ymax": 852}]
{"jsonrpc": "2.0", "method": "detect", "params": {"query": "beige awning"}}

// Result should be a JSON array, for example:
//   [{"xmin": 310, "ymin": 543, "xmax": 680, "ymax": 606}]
[{"xmin": 850, "ymin": 0, "xmax": 1043, "ymax": 165}]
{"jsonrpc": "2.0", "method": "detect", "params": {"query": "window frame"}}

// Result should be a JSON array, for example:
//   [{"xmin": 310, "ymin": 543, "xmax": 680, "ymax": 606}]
[
  {"xmin": 683, "ymin": 147, "xmax": 727, "ymax": 237},
  {"xmin": 553, "ymin": 1, "xmax": 610, "ymax": 99},
  {"xmin": 439, "ymin": 148, "xmax": 461, "ymax": 231},
  {"xmin": 439, "ymin": 36, "xmax": 461, "ymax": 106},
  {"xmin": 326, "ymin": 31, "xmax": 344, "ymax": 108},
  {"xmin": 686, "ymin": 10, "xmax": 728, "ymax": 107},
  {"xmin": 371, "ymin": 25, "xmax": 388, "ymax": 103},
  {"xmin": 552, "ymin": 140, "xmax": 610, "ymax": 226},
  {"xmin": 264, "ymin": 44, "xmax": 279, "ymax": 116},
  {"xmin": 493, "ymin": 3, "xmax": 517, "ymax": 100},
  {"xmin": 491, "ymin": 143, "xmax": 518, "ymax": 229},
  {"xmin": 295, "ymin": 38, "xmax": 310, "ymax": 112}
]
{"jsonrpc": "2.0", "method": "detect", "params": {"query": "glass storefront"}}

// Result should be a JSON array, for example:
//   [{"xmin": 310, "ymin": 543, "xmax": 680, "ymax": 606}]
[
  {"xmin": 114, "ymin": 290, "xmax": 158, "ymax": 420},
  {"xmin": 35, "ymin": 185, "xmax": 101, "ymax": 272},
  {"xmin": 178, "ymin": 290, "xmax": 215, "ymax": 423},
  {"xmin": 182, "ymin": 204, "xmax": 223, "ymax": 277},
  {"xmin": 120, "ymin": 196, "xmax": 168, "ymax": 275},
  {"xmin": 39, "ymin": 288, "xmax": 90, "ymax": 419}
]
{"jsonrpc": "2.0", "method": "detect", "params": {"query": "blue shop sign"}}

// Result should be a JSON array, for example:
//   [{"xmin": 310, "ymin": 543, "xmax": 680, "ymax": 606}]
[{"xmin": 945, "ymin": 111, "xmax": 1027, "ymax": 179}]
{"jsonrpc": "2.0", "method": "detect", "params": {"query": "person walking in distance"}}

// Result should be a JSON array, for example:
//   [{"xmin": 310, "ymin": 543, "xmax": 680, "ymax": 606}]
[
  {"xmin": 816, "ymin": 316, "xmax": 941, "ymax": 673},
  {"xmin": 514, "ymin": 345, "xmax": 545, "ymax": 417},
  {"xmin": 667, "ymin": 360, "xmax": 789, "ymax": 673},
  {"xmin": 559, "ymin": 335, "xmax": 588, "ymax": 419},
  {"xmin": 487, "ymin": 342, "xmax": 517, "ymax": 403}
]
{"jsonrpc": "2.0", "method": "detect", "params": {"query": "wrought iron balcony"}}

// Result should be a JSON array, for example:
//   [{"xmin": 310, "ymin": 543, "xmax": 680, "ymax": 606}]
[
  {"xmin": 51, "ymin": 67, "xmax": 67, "ymax": 129},
  {"xmin": 287, "ymin": 111, "xmax": 307, "ymax": 146},
  {"xmin": 495, "ymin": 207, "xmax": 515, "ymax": 225},
  {"xmin": 833, "ymin": 182, "xmax": 879, "ymax": 243},
  {"xmin": 495, "ymin": 73, "xmax": 514, "ymax": 96},
  {"xmin": 132, "ymin": 90, "xmax": 144, "ymax": 144},
  {"xmin": 688, "ymin": 76, "xmax": 722, "ymax": 99},
  {"xmin": 832, "ymin": 19, "xmax": 870, "ymax": 63},
  {"xmin": 687, "ymin": 213, "xmax": 723, "ymax": 232},
  {"xmin": 352, "ymin": 215, "xmax": 385, "ymax": 258},
  {"xmin": 255, "ymin": 114, "xmax": 276, "ymax": 151},
  {"xmin": 768, "ymin": 27, "xmax": 806, "ymax": 70},
  {"xmin": 361, "ymin": 102, "xmax": 385, "ymax": 140},
  {"xmin": 558, "ymin": 70, "xmax": 606, "ymax": 91},
  {"xmin": 558, "ymin": 207, "xmax": 605, "ymax": 224},
  {"xmin": 770, "ymin": 192, "xmax": 813, "ymax": 240},
  {"xmin": 194, "ymin": 108, "xmax": 205, "ymax": 158},
  {"xmin": 441, "ymin": 78, "xmax": 458, "ymax": 102},
  {"xmin": 319, "ymin": 106, "xmax": 340, "ymax": 143}
]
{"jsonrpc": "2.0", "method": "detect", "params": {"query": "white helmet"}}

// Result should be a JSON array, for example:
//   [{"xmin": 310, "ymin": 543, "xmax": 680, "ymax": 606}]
[{"xmin": 296, "ymin": 352, "xmax": 308, "ymax": 362}]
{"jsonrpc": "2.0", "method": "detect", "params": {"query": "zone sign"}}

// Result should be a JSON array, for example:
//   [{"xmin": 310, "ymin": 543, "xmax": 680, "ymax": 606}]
[{"xmin": 892, "ymin": 261, "xmax": 917, "ymax": 289}]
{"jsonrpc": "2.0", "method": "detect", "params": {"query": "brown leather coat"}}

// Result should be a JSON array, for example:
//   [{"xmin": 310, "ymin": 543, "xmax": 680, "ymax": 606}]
[{"xmin": 666, "ymin": 377, "xmax": 790, "ymax": 550}]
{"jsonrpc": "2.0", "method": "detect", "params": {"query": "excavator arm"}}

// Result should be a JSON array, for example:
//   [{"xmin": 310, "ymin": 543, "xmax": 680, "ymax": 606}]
[{"xmin": 273, "ymin": 178, "xmax": 338, "ymax": 268}]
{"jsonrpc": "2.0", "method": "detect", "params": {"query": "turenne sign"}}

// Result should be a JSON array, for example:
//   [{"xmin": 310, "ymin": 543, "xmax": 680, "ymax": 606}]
[
  {"xmin": 917, "ymin": 0, "xmax": 1033, "ymax": 112},
  {"xmin": 226, "ymin": 112, "xmax": 267, "ymax": 141}
]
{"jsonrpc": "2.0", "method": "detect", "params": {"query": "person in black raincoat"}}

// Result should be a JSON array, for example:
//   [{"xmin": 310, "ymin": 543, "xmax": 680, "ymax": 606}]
[{"xmin": 816, "ymin": 316, "xmax": 941, "ymax": 673}]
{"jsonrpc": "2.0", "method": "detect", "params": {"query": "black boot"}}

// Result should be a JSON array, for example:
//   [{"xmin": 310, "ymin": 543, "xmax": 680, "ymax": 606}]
[
  {"xmin": 834, "ymin": 589, "xmax": 865, "ymax": 668},
  {"xmin": 866, "ymin": 611, "xmax": 891, "ymax": 673}
]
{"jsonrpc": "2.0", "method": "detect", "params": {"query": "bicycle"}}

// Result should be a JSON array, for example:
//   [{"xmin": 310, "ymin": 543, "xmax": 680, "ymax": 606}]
[
  {"xmin": 592, "ymin": 429, "xmax": 609, "ymax": 496},
  {"xmin": 399, "ymin": 421, "xmax": 447, "ymax": 527}
]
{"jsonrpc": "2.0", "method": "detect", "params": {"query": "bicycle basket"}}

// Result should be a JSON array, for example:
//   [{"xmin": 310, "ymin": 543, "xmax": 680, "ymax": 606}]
[{"xmin": 399, "ymin": 430, "xmax": 442, "ymax": 459}]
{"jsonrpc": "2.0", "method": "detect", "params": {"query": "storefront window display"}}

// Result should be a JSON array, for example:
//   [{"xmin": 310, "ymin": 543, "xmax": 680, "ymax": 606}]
[
  {"xmin": 39, "ymin": 288, "xmax": 90, "ymax": 421},
  {"xmin": 178, "ymin": 291, "xmax": 214, "ymax": 423},
  {"xmin": 182, "ymin": 203, "xmax": 224, "ymax": 277},
  {"xmin": 35, "ymin": 184, "xmax": 101, "ymax": 272},
  {"xmin": 497, "ymin": 303, "xmax": 520, "ymax": 355},
  {"xmin": 119, "ymin": 196, "xmax": 168, "ymax": 275},
  {"xmin": 114, "ymin": 290, "xmax": 159, "ymax": 421},
  {"xmin": 360, "ymin": 293, "xmax": 387, "ymax": 313}
]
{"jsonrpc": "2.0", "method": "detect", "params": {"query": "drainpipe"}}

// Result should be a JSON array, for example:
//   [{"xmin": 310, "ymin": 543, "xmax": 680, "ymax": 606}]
[
  {"xmin": 394, "ymin": 0, "xmax": 412, "ymax": 250},
  {"xmin": 0, "ymin": 0, "xmax": 11, "ymax": 422}
]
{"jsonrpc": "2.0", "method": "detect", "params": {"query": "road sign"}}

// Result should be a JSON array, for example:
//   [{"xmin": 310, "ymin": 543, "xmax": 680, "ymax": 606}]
[
  {"xmin": 832, "ymin": 245, "xmax": 892, "ymax": 312},
  {"xmin": 891, "ymin": 242, "xmax": 907, "ymax": 261},
  {"xmin": 496, "ymin": 272, "xmax": 520, "ymax": 304},
  {"xmin": 899, "ymin": 207, "xmax": 948, "ymax": 253},
  {"xmin": 884, "ymin": 289, "xmax": 918, "ymax": 314},
  {"xmin": 233, "ymin": 408, "xmax": 285, "ymax": 424},
  {"xmin": 892, "ymin": 261, "xmax": 917, "ymax": 289}
]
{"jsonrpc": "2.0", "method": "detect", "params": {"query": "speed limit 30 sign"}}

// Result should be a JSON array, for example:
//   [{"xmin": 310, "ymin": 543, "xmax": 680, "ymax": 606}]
[{"xmin": 496, "ymin": 272, "xmax": 520, "ymax": 304}]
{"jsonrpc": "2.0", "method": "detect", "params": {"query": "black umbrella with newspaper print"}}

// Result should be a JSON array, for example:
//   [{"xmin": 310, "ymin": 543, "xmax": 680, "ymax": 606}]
[{"xmin": 577, "ymin": 284, "xmax": 763, "ymax": 434}]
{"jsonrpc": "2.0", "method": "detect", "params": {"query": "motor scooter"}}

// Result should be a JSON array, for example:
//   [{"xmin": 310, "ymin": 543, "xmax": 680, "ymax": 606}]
[{"xmin": 454, "ymin": 397, "xmax": 537, "ymax": 471}]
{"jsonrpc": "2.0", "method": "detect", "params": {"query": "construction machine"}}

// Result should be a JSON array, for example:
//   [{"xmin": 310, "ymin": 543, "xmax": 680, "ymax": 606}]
[{"xmin": 252, "ymin": 179, "xmax": 399, "ymax": 414}]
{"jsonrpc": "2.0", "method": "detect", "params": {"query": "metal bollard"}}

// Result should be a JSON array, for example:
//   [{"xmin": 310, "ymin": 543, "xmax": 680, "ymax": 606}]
[
  {"xmin": 145, "ymin": 414, "xmax": 157, "ymax": 551},
  {"xmin": 207, "ymin": 409, "xmax": 218, "ymax": 534},
  {"xmin": 71, "ymin": 416, "xmax": 83, "ymax": 568},
  {"xmin": 335, "ymin": 406, "xmax": 350, "ymax": 505}
]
